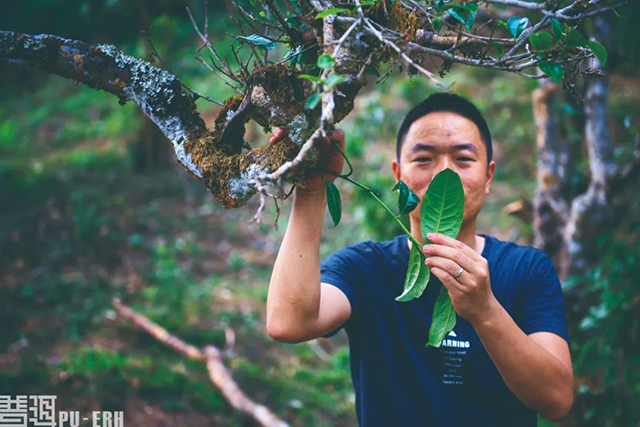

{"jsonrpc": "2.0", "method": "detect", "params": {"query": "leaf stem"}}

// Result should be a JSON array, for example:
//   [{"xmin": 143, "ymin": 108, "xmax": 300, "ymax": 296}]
[
  {"xmin": 331, "ymin": 140, "xmax": 353, "ymax": 178},
  {"xmin": 340, "ymin": 176, "xmax": 422, "ymax": 249}
]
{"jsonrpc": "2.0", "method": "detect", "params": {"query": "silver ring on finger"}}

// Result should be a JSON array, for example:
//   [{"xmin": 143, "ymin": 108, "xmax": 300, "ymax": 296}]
[{"xmin": 453, "ymin": 266, "xmax": 464, "ymax": 279}]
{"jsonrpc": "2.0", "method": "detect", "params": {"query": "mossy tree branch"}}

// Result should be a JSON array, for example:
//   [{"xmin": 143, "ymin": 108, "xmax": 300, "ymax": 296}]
[{"xmin": 0, "ymin": 0, "xmax": 629, "ymax": 214}]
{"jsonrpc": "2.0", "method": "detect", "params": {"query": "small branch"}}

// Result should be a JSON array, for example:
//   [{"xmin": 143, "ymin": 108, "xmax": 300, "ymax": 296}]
[
  {"xmin": 112, "ymin": 298, "xmax": 289, "ymax": 427},
  {"xmin": 357, "ymin": 6, "xmax": 445, "ymax": 89},
  {"xmin": 113, "ymin": 298, "xmax": 204, "ymax": 360},
  {"xmin": 187, "ymin": 6, "xmax": 242, "ymax": 83},
  {"xmin": 542, "ymin": 0, "xmax": 631, "ymax": 21},
  {"xmin": 484, "ymin": 0, "xmax": 546, "ymax": 10}
]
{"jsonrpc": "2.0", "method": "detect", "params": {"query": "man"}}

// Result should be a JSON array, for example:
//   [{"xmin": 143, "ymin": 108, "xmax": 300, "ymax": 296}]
[{"xmin": 267, "ymin": 92, "xmax": 574, "ymax": 426}]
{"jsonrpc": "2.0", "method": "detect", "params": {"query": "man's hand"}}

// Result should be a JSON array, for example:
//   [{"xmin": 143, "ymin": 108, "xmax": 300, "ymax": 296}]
[
  {"xmin": 270, "ymin": 127, "xmax": 346, "ymax": 195},
  {"xmin": 422, "ymin": 232, "xmax": 499, "ymax": 325}
]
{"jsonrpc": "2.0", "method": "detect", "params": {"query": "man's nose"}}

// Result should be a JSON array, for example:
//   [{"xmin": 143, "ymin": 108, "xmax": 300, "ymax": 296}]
[{"xmin": 437, "ymin": 157, "xmax": 454, "ymax": 172}]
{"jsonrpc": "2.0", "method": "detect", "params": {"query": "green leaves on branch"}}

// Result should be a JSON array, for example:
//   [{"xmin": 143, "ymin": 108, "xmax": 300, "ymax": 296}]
[
  {"xmin": 565, "ymin": 28, "xmax": 608, "ymax": 65},
  {"xmin": 325, "ymin": 181, "xmax": 342, "ymax": 226},
  {"xmin": 507, "ymin": 16, "xmax": 529, "ymax": 38},
  {"xmin": 235, "ymin": 34, "xmax": 276, "ymax": 50},
  {"xmin": 314, "ymin": 1, "xmax": 382, "ymax": 19},
  {"xmin": 565, "ymin": 27, "xmax": 588, "ymax": 48},
  {"xmin": 427, "ymin": 286, "xmax": 458, "ymax": 347},
  {"xmin": 551, "ymin": 18, "xmax": 562, "ymax": 41},
  {"xmin": 435, "ymin": 1, "xmax": 478, "ymax": 32},
  {"xmin": 325, "ymin": 73, "xmax": 348, "ymax": 89},
  {"xmin": 528, "ymin": 32, "xmax": 553, "ymax": 51},
  {"xmin": 305, "ymin": 93, "xmax": 322, "ymax": 110},
  {"xmin": 538, "ymin": 59, "xmax": 564, "ymax": 83},
  {"xmin": 317, "ymin": 54, "xmax": 335, "ymax": 70},
  {"xmin": 421, "ymin": 168, "xmax": 464, "ymax": 347},
  {"xmin": 395, "ymin": 169, "xmax": 464, "ymax": 312},
  {"xmin": 315, "ymin": 7, "xmax": 351, "ymax": 19},
  {"xmin": 394, "ymin": 169, "xmax": 465, "ymax": 347},
  {"xmin": 301, "ymin": 55, "xmax": 348, "ymax": 109},
  {"xmin": 419, "ymin": 169, "xmax": 465, "ymax": 242},
  {"xmin": 396, "ymin": 243, "xmax": 429, "ymax": 302},
  {"xmin": 393, "ymin": 180, "xmax": 419, "ymax": 215},
  {"xmin": 587, "ymin": 40, "xmax": 607, "ymax": 66}
]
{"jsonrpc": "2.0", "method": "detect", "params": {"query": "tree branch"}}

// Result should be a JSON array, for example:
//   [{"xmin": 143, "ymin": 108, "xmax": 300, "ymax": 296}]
[{"xmin": 112, "ymin": 298, "xmax": 289, "ymax": 427}]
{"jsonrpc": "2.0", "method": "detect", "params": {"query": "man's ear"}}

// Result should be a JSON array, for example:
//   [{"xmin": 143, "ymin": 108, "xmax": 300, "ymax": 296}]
[
  {"xmin": 485, "ymin": 161, "xmax": 496, "ymax": 195},
  {"xmin": 392, "ymin": 159, "xmax": 401, "ymax": 183}
]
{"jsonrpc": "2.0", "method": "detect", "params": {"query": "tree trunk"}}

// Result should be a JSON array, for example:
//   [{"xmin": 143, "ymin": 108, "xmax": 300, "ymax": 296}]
[{"xmin": 532, "ymin": 15, "xmax": 623, "ymax": 282}]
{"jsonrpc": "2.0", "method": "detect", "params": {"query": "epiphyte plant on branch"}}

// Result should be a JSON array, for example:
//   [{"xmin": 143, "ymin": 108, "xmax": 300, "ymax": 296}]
[{"xmin": 0, "ymin": 0, "xmax": 626, "ymax": 224}]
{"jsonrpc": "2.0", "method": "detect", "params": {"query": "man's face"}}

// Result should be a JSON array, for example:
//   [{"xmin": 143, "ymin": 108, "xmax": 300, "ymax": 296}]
[{"xmin": 392, "ymin": 111, "xmax": 496, "ymax": 225}]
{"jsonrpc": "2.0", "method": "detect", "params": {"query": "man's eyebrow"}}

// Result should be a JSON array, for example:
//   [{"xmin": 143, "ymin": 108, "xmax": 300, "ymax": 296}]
[{"xmin": 411, "ymin": 143, "xmax": 478, "ymax": 153}]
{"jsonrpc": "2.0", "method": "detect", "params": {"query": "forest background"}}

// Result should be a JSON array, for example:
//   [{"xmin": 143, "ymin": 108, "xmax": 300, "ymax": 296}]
[{"xmin": 0, "ymin": 0, "xmax": 638, "ymax": 426}]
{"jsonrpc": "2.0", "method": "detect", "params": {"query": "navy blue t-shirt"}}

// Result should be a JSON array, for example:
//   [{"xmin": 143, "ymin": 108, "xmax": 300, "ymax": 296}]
[{"xmin": 320, "ymin": 233, "xmax": 569, "ymax": 427}]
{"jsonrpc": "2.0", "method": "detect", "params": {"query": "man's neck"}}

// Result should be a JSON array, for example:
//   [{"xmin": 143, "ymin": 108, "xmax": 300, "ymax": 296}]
[{"xmin": 408, "ymin": 216, "xmax": 485, "ymax": 255}]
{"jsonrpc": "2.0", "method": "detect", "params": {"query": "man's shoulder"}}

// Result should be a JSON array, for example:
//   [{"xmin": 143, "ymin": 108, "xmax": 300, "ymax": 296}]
[
  {"xmin": 484, "ymin": 234, "xmax": 555, "ymax": 283},
  {"xmin": 484, "ymin": 234, "xmax": 550, "ymax": 263}
]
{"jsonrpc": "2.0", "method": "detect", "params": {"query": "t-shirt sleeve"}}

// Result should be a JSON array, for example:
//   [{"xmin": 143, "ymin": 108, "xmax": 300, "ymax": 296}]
[
  {"xmin": 516, "ymin": 252, "xmax": 570, "ymax": 344},
  {"xmin": 319, "ymin": 245, "xmax": 364, "ymax": 338}
]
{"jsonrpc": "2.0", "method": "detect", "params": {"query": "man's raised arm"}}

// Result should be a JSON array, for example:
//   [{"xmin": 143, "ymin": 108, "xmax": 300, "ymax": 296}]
[{"xmin": 266, "ymin": 129, "xmax": 351, "ymax": 343}]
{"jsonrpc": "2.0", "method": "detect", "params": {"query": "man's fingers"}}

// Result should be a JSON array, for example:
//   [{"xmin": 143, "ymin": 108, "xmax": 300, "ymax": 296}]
[
  {"xmin": 330, "ymin": 129, "xmax": 345, "ymax": 147},
  {"xmin": 426, "ymin": 233, "xmax": 482, "ymax": 261},
  {"xmin": 269, "ymin": 127, "xmax": 285, "ymax": 145}
]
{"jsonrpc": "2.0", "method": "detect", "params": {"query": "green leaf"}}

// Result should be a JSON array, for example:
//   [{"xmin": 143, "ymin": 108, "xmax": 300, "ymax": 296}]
[
  {"xmin": 465, "ymin": 12, "xmax": 474, "ymax": 31},
  {"xmin": 298, "ymin": 74, "xmax": 324, "ymax": 83},
  {"xmin": 587, "ymin": 40, "xmax": 607, "ymax": 66},
  {"xmin": 366, "ymin": 66, "xmax": 381, "ymax": 77},
  {"xmin": 420, "ymin": 168, "xmax": 465, "ymax": 242},
  {"xmin": 317, "ymin": 54, "xmax": 335, "ymax": 70},
  {"xmin": 315, "ymin": 7, "xmax": 351, "ymax": 19},
  {"xmin": 507, "ymin": 16, "xmax": 529, "ymax": 38},
  {"xmin": 434, "ymin": 17, "xmax": 441, "ymax": 32},
  {"xmin": 448, "ymin": 9, "xmax": 467, "ymax": 27},
  {"xmin": 284, "ymin": 45, "xmax": 304, "ymax": 62},
  {"xmin": 496, "ymin": 19, "xmax": 508, "ymax": 29},
  {"xmin": 355, "ymin": 0, "xmax": 380, "ymax": 10},
  {"xmin": 249, "ymin": 0, "xmax": 256, "ymax": 5},
  {"xmin": 325, "ymin": 73, "xmax": 349, "ymax": 89},
  {"xmin": 427, "ymin": 285, "xmax": 457, "ymax": 347},
  {"xmin": 325, "ymin": 181, "xmax": 342, "ymax": 226},
  {"xmin": 236, "ymin": 34, "xmax": 276, "ymax": 50},
  {"xmin": 393, "ymin": 180, "xmax": 419, "ymax": 215},
  {"xmin": 395, "ymin": 243, "xmax": 430, "ymax": 302},
  {"xmin": 529, "ymin": 32, "xmax": 553, "ymax": 51},
  {"xmin": 551, "ymin": 18, "xmax": 562, "ymax": 41},
  {"xmin": 490, "ymin": 41, "xmax": 504, "ymax": 58},
  {"xmin": 565, "ymin": 28, "xmax": 588, "ymax": 48},
  {"xmin": 305, "ymin": 93, "xmax": 322, "ymax": 109},
  {"xmin": 538, "ymin": 60, "xmax": 564, "ymax": 83},
  {"xmin": 467, "ymin": 2, "xmax": 478, "ymax": 13}
]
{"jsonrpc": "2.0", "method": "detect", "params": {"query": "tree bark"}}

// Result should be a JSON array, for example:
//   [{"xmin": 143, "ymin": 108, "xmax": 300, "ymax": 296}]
[
  {"xmin": 532, "ymin": 15, "xmax": 640, "ymax": 282},
  {"xmin": 0, "ymin": 31, "xmax": 360, "ymax": 208}
]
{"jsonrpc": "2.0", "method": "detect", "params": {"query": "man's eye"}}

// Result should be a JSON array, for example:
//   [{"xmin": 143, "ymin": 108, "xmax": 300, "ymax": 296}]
[
  {"xmin": 457, "ymin": 157, "xmax": 473, "ymax": 162},
  {"xmin": 417, "ymin": 158, "xmax": 432, "ymax": 162}
]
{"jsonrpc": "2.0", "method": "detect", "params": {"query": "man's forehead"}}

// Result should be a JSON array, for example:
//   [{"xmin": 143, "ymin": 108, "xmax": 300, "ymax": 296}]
[{"xmin": 402, "ymin": 112, "xmax": 485, "ymax": 155}]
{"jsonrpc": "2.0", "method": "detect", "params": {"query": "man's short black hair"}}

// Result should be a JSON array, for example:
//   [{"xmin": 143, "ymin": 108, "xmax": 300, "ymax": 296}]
[{"xmin": 396, "ymin": 92, "xmax": 493, "ymax": 168}]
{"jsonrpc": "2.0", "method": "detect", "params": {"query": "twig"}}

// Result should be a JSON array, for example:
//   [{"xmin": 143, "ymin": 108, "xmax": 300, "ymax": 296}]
[
  {"xmin": 112, "ymin": 298, "xmax": 289, "ymax": 427},
  {"xmin": 358, "ymin": 8, "xmax": 446, "ymax": 89},
  {"xmin": 187, "ymin": 6, "xmax": 242, "ymax": 83},
  {"xmin": 484, "ymin": 0, "xmax": 546, "ymax": 10}
]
